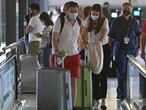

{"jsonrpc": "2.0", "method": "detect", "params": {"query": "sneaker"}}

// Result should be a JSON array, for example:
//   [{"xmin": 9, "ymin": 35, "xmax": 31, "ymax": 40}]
[
  {"xmin": 100, "ymin": 105, "xmax": 107, "ymax": 110},
  {"xmin": 101, "ymin": 99, "xmax": 107, "ymax": 110},
  {"xmin": 72, "ymin": 106, "xmax": 77, "ymax": 110},
  {"xmin": 93, "ymin": 100, "xmax": 100, "ymax": 110},
  {"xmin": 101, "ymin": 98, "xmax": 106, "ymax": 105}
]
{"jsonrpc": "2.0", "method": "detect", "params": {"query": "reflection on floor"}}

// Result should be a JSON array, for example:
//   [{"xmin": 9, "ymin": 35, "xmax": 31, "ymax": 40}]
[
  {"xmin": 106, "ymin": 78, "xmax": 119, "ymax": 110},
  {"xmin": 19, "ymin": 94, "xmax": 36, "ymax": 110},
  {"xmin": 19, "ymin": 78, "xmax": 121, "ymax": 110}
]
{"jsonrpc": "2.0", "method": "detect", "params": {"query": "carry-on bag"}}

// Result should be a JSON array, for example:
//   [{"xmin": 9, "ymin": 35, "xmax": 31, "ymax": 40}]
[
  {"xmin": 75, "ymin": 49, "xmax": 92, "ymax": 109},
  {"xmin": 37, "ymin": 56, "xmax": 72, "ymax": 110}
]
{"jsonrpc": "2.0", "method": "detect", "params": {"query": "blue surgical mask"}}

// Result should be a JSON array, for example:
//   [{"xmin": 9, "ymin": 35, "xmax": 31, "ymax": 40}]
[
  {"xmin": 68, "ymin": 12, "xmax": 78, "ymax": 19},
  {"xmin": 91, "ymin": 15, "xmax": 99, "ymax": 21}
]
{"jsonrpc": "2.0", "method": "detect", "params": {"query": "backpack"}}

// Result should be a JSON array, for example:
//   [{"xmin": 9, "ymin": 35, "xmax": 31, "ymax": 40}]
[{"xmin": 58, "ymin": 12, "xmax": 81, "ymax": 34}]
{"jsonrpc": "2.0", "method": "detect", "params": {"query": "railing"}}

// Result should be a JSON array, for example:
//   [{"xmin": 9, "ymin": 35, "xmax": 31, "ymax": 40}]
[
  {"xmin": 0, "ymin": 55, "xmax": 17, "ymax": 110},
  {"xmin": 120, "ymin": 100, "xmax": 140, "ymax": 110},
  {"xmin": 126, "ymin": 55, "xmax": 146, "ymax": 110},
  {"xmin": 0, "ymin": 37, "xmax": 26, "ymax": 110},
  {"xmin": 2, "ymin": 37, "xmax": 25, "ymax": 53}
]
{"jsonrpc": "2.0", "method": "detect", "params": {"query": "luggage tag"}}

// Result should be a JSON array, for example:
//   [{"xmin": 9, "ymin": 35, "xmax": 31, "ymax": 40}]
[{"xmin": 124, "ymin": 36, "xmax": 129, "ymax": 44}]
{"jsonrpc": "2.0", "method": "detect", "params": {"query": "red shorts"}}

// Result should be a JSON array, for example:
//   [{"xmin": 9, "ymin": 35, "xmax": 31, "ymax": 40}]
[{"xmin": 50, "ymin": 54, "xmax": 80, "ymax": 78}]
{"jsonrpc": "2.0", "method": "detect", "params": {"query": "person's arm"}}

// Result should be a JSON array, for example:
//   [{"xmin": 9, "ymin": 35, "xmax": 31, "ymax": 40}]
[
  {"xmin": 81, "ymin": 26, "xmax": 88, "ymax": 48},
  {"xmin": 99, "ymin": 18, "xmax": 109, "ymax": 41},
  {"xmin": 108, "ymin": 36, "xmax": 113, "ymax": 48},
  {"xmin": 137, "ymin": 34, "xmax": 141, "ymax": 48},
  {"xmin": 26, "ymin": 17, "xmax": 35, "ymax": 33},
  {"xmin": 26, "ymin": 25, "xmax": 33, "ymax": 33},
  {"xmin": 52, "ymin": 32, "xmax": 59, "ymax": 53},
  {"xmin": 52, "ymin": 18, "xmax": 61, "ymax": 54},
  {"xmin": 141, "ymin": 20, "xmax": 146, "ymax": 59},
  {"xmin": 108, "ymin": 19, "xmax": 117, "ymax": 48},
  {"xmin": 81, "ymin": 19, "xmax": 89, "ymax": 48},
  {"xmin": 141, "ymin": 33, "xmax": 146, "ymax": 59}
]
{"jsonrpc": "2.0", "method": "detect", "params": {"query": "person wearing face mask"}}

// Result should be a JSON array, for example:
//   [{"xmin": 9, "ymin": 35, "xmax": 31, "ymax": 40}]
[
  {"xmin": 35, "ymin": 12, "xmax": 53, "ymax": 67},
  {"xmin": 50, "ymin": 1, "xmax": 80, "ymax": 110},
  {"xmin": 108, "ymin": 2, "xmax": 141, "ymax": 100},
  {"xmin": 82, "ymin": 4, "xmax": 110, "ymax": 110}
]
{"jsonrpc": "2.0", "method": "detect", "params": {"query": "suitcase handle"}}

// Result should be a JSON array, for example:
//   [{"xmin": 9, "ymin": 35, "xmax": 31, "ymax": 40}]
[
  {"xmin": 66, "ymin": 83, "xmax": 69, "ymax": 100},
  {"xmin": 54, "ymin": 56, "xmax": 65, "ymax": 68},
  {"xmin": 84, "ymin": 49, "xmax": 89, "ymax": 66}
]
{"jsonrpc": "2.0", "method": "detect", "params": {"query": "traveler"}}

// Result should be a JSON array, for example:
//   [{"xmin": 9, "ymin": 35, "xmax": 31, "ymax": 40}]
[
  {"xmin": 36, "ymin": 12, "xmax": 53, "ymax": 67},
  {"xmin": 82, "ymin": 4, "xmax": 110, "ymax": 109},
  {"xmin": 108, "ymin": 2, "xmax": 141, "ymax": 100},
  {"xmin": 26, "ymin": 3, "xmax": 43, "ymax": 56},
  {"xmin": 50, "ymin": 1, "xmax": 80, "ymax": 110}
]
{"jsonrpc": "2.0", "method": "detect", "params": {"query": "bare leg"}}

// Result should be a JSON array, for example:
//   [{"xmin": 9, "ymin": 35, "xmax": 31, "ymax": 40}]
[{"xmin": 71, "ymin": 78, "xmax": 77, "ymax": 106}]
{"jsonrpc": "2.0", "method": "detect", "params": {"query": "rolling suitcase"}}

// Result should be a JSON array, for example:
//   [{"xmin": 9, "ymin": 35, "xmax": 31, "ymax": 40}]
[
  {"xmin": 20, "ymin": 54, "xmax": 38, "ymax": 93},
  {"xmin": 75, "ymin": 50, "xmax": 92, "ymax": 109},
  {"xmin": 37, "ymin": 67, "xmax": 72, "ymax": 110}
]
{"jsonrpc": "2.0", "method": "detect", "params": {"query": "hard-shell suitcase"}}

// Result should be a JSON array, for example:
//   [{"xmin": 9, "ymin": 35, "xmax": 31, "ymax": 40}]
[
  {"xmin": 75, "ymin": 66, "xmax": 92, "ymax": 109},
  {"xmin": 75, "ymin": 49, "xmax": 92, "ymax": 109},
  {"xmin": 37, "ymin": 67, "xmax": 72, "ymax": 110},
  {"xmin": 20, "ymin": 54, "xmax": 38, "ymax": 93}
]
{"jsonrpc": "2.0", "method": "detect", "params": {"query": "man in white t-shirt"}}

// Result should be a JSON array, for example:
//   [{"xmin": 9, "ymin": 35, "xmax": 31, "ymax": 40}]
[
  {"xmin": 26, "ymin": 3, "xmax": 43, "ymax": 56},
  {"xmin": 50, "ymin": 1, "xmax": 80, "ymax": 109}
]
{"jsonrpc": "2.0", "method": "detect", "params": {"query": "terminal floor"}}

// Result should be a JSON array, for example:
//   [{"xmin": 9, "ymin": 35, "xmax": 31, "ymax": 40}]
[{"xmin": 19, "ymin": 78, "xmax": 126, "ymax": 110}]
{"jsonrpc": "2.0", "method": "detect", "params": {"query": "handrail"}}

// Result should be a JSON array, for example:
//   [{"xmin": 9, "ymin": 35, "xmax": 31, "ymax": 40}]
[
  {"xmin": 120, "ymin": 100, "xmax": 140, "ymax": 110},
  {"xmin": 127, "ymin": 55, "xmax": 146, "ymax": 78},
  {"xmin": 0, "ymin": 51, "xmax": 4, "ymax": 56},
  {"xmin": 120, "ymin": 100, "xmax": 132, "ymax": 110},
  {"xmin": 2, "ymin": 37, "xmax": 25, "ymax": 52},
  {"xmin": 0, "ymin": 55, "xmax": 16, "ymax": 69}
]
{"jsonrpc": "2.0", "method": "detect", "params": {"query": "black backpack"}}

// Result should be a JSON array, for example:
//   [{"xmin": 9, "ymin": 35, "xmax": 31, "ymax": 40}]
[{"xmin": 58, "ymin": 12, "xmax": 81, "ymax": 34}]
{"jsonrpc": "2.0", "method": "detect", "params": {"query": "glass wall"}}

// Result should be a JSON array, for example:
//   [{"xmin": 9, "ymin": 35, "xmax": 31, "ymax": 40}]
[{"xmin": 0, "ymin": 0, "xmax": 6, "ymax": 51}]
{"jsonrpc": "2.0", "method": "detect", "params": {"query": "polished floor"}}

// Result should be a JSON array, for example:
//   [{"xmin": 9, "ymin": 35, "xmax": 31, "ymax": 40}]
[{"xmin": 19, "ymin": 78, "xmax": 123, "ymax": 110}]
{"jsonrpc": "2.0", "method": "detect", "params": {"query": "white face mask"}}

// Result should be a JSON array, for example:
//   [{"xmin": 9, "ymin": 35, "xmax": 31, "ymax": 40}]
[{"xmin": 91, "ymin": 15, "xmax": 99, "ymax": 21}]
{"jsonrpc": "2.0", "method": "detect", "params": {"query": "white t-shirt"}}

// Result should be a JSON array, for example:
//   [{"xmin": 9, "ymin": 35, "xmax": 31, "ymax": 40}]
[
  {"xmin": 84, "ymin": 18, "xmax": 109, "ymax": 45},
  {"xmin": 52, "ymin": 17, "xmax": 80, "ymax": 56},
  {"xmin": 28, "ymin": 14, "xmax": 43, "ymax": 42}
]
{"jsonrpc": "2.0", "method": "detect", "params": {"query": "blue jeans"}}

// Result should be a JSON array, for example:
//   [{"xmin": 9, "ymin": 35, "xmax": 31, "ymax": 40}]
[
  {"xmin": 116, "ymin": 50, "xmax": 127, "ymax": 99},
  {"xmin": 41, "ymin": 45, "xmax": 52, "ymax": 67},
  {"xmin": 116, "ymin": 49, "xmax": 137, "ymax": 99}
]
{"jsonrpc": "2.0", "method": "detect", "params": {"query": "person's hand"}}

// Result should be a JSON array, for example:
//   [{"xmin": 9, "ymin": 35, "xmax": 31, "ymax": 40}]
[
  {"xmin": 55, "ymin": 49, "xmax": 63, "ymax": 58},
  {"xmin": 83, "ymin": 41, "xmax": 88, "ymax": 49},
  {"xmin": 41, "ymin": 34, "xmax": 48, "ymax": 41},
  {"xmin": 136, "ymin": 46, "xmax": 140, "ymax": 54},
  {"xmin": 35, "ymin": 33, "xmax": 41, "ymax": 38}
]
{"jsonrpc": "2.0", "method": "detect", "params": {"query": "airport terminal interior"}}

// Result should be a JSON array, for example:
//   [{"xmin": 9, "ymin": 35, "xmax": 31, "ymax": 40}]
[{"xmin": 0, "ymin": 0, "xmax": 146, "ymax": 110}]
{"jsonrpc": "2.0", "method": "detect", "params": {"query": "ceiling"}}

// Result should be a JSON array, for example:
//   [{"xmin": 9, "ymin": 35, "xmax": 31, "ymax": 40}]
[{"xmin": 48, "ymin": 0, "xmax": 145, "ymax": 7}]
